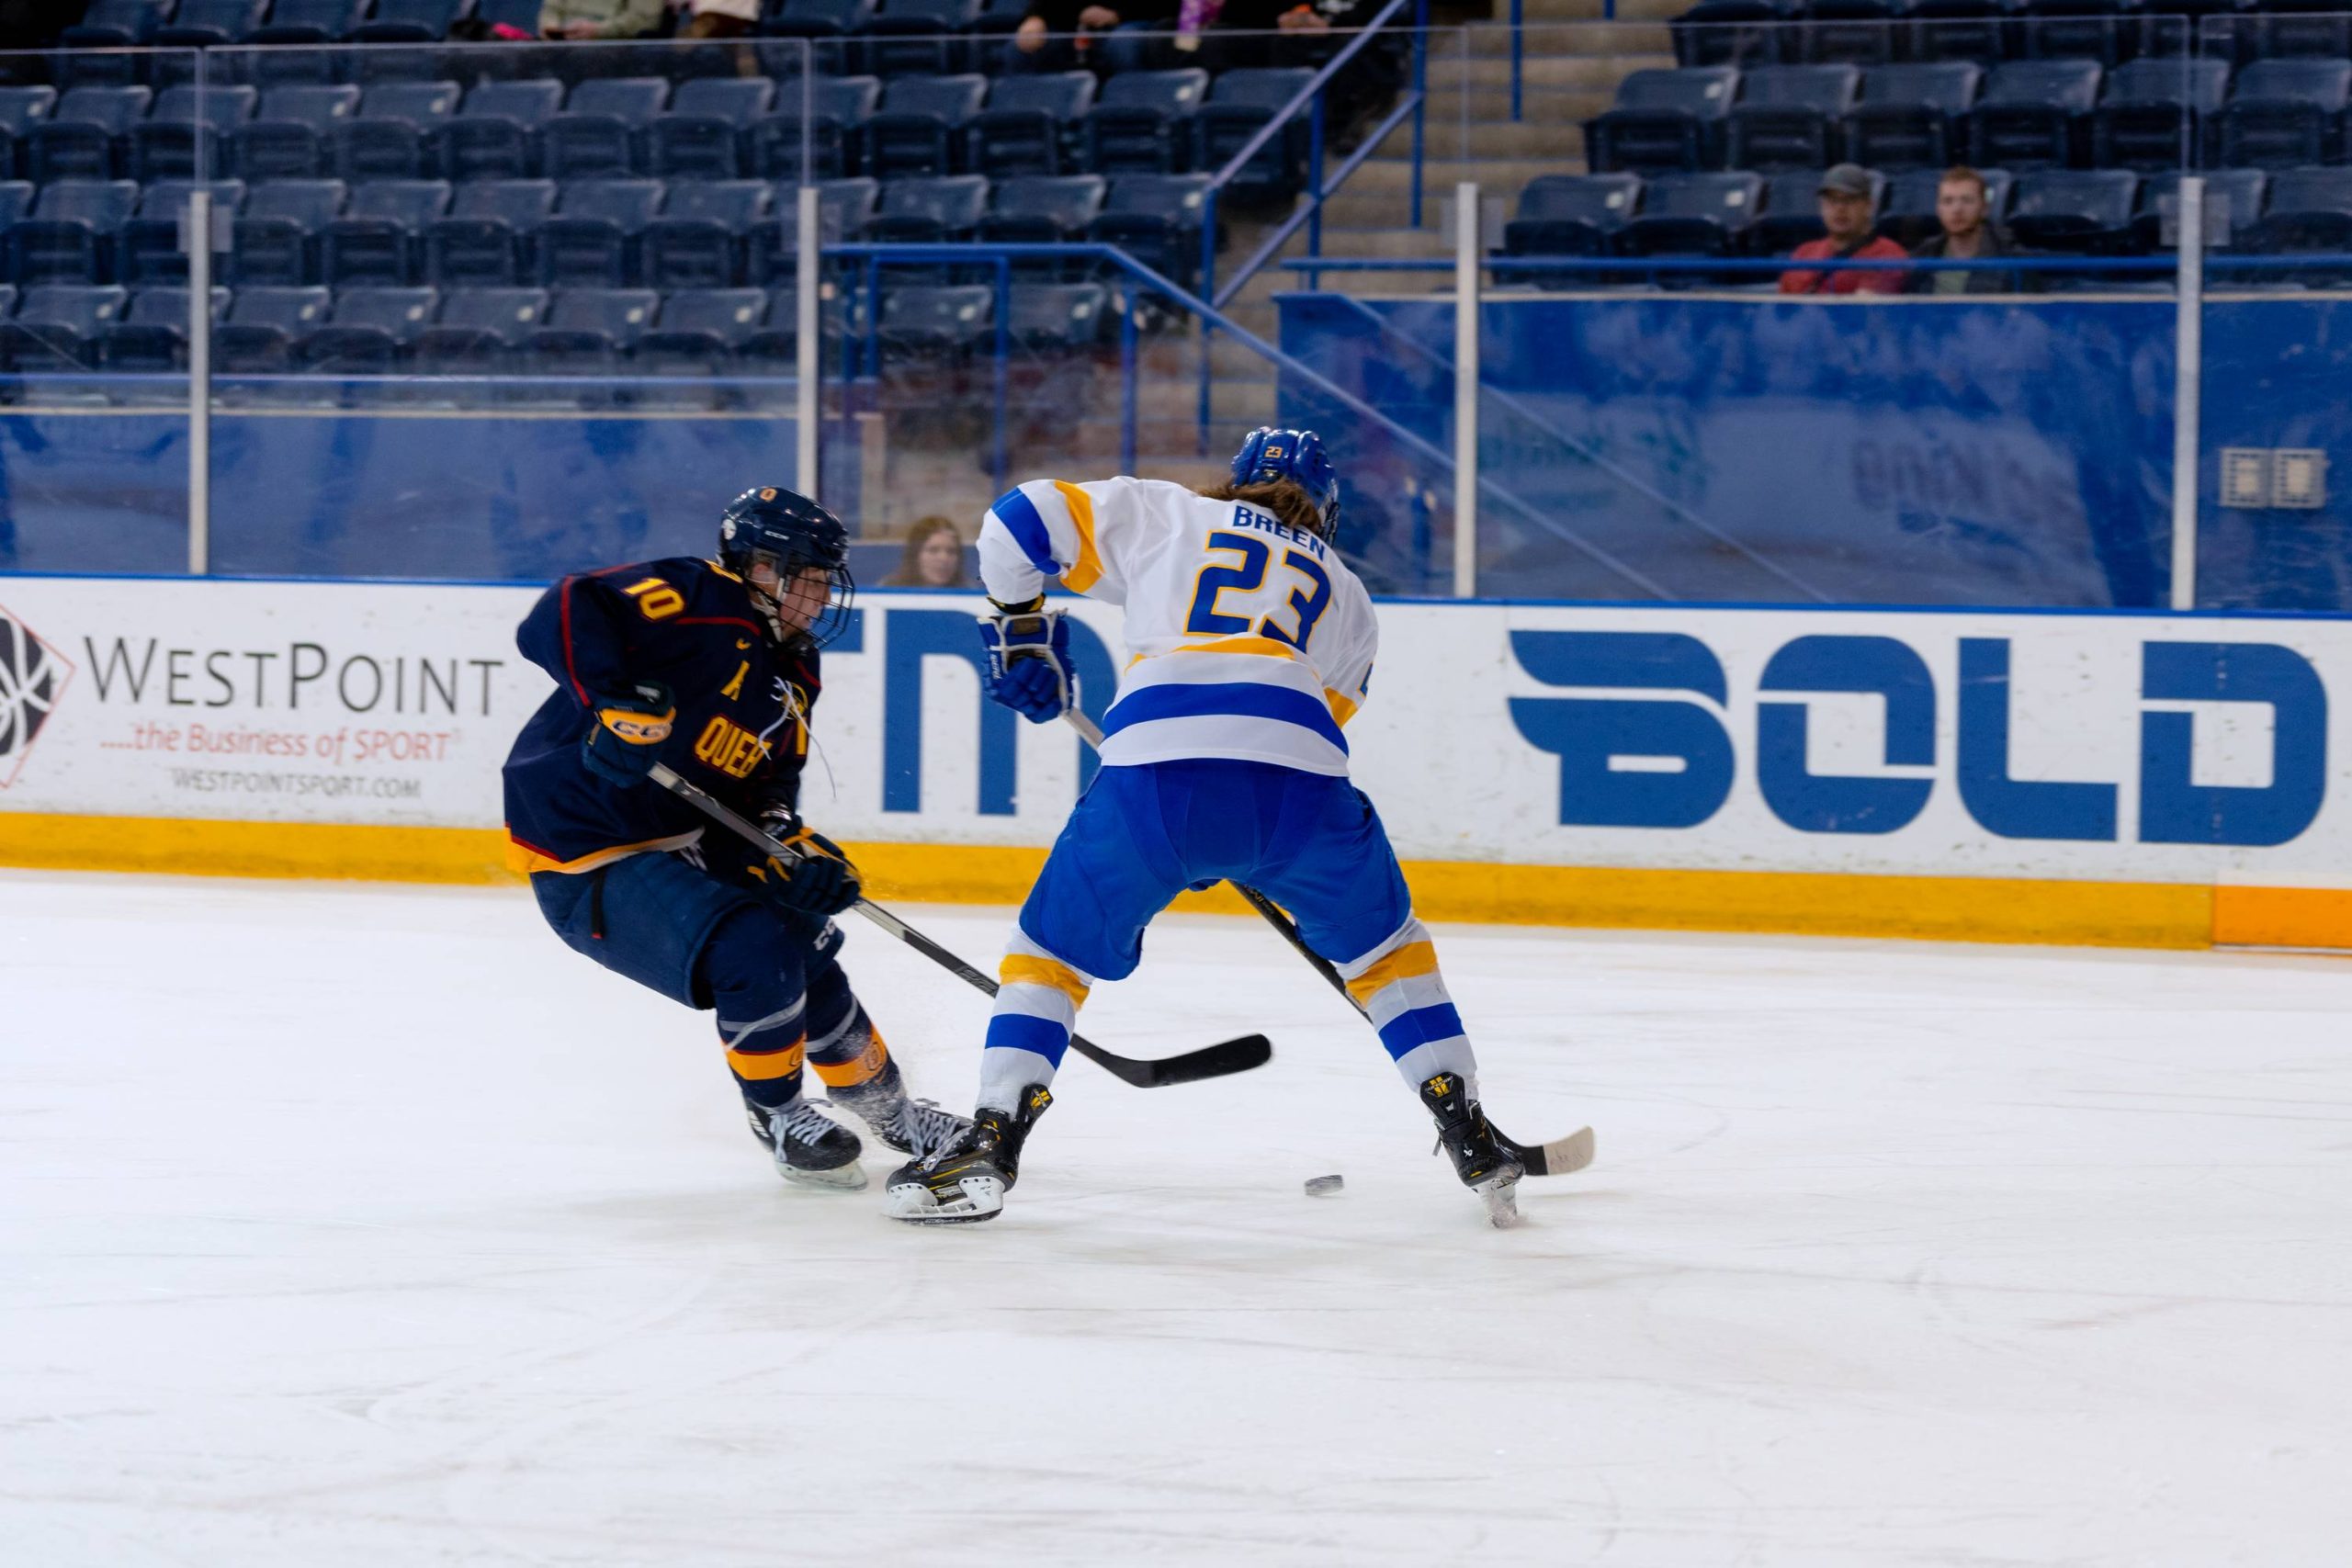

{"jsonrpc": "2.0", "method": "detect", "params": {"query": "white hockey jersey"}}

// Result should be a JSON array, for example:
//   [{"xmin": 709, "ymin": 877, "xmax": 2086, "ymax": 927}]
[{"xmin": 977, "ymin": 476, "xmax": 1377, "ymax": 777}]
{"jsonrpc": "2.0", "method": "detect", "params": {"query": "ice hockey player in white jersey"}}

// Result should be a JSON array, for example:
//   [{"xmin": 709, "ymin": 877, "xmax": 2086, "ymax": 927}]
[{"xmin": 882, "ymin": 428, "xmax": 1524, "ymax": 1227}]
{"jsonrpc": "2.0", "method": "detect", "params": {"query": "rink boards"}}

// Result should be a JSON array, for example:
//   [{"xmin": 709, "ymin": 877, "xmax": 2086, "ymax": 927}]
[{"xmin": 0, "ymin": 575, "xmax": 2346, "ymax": 950}]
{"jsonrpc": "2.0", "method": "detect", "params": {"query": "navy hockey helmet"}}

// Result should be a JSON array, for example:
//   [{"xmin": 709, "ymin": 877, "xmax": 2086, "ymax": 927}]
[
  {"xmin": 718, "ymin": 485, "xmax": 855, "ymax": 647},
  {"xmin": 1229, "ymin": 426, "xmax": 1340, "ymax": 537}
]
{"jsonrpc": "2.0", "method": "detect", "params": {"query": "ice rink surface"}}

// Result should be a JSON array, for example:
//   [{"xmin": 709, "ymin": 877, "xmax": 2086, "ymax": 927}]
[{"xmin": 5, "ymin": 870, "xmax": 2351, "ymax": 1566}]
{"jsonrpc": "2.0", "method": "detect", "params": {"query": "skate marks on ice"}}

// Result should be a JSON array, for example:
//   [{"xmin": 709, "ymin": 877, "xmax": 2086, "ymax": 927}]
[{"xmin": 5, "ymin": 874, "xmax": 2352, "ymax": 1563}]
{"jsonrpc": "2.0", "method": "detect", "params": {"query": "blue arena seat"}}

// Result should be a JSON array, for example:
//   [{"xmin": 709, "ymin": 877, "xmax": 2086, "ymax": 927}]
[
  {"xmin": 1905, "ymin": 0, "xmax": 2015, "ymax": 67},
  {"xmin": 130, "ymin": 84, "xmax": 258, "ymax": 181},
  {"xmin": 868, "ymin": 172, "xmax": 989, "ymax": 241},
  {"xmin": 642, "ymin": 180, "xmax": 772, "ymax": 288},
  {"xmin": 536, "ymin": 178, "xmax": 665, "ymax": 286},
  {"xmin": 2018, "ymin": 0, "xmax": 2134, "ymax": 65},
  {"xmin": 980, "ymin": 173, "xmax": 1105, "ymax": 260},
  {"xmin": 2217, "ymin": 58, "xmax": 2348, "ymax": 167},
  {"xmin": 2245, "ymin": 165, "xmax": 2352, "ymax": 252},
  {"xmin": 1087, "ymin": 172, "xmax": 1213, "ymax": 288},
  {"xmin": 13, "ymin": 181, "xmax": 141, "ymax": 284},
  {"xmin": 298, "ymin": 285, "xmax": 440, "ymax": 371},
  {"xmin": 2129, "ymin": 167, "xmax": 2267, "ymax": 249},
  {"xmin": 120, "ymin": 178, "xmax": 246, "ymax": 283},
  {"xmin": 355, "ymin": 0, "xmax": 479, "ymax": 43},
  {"xmin": 754, "ymin": 74, "xmax": 882, "ymax": 179},
  {"xmin": 865, "ymin": 73, "xmax": 989, "ymax": 178},
  {"xmin": 2006, "ymin": 167, "xmax": 2138, "ymax": 249},
  {"xmin": 335, "ymin": 80, "xmax": 463, "ymax": 181},
  {"xmin": 1084, "ymin": 68, "xmax": 1210, "ymax": 175},
  {"xmin": 0, "ymin": 86, "xmax": 56, "ymax": 177},
  {"xmin": 232, "ymin": 85, "xmax": 362, "ymax": 180},
  {"xmin": 1614, "ymin": 169, "xmax": 1765, "ymax": 256},
  {"xmin": 524, "ymin": 288, "xmax": 662, "ymax": 372},
  {"xmin": 1842, "ymin": 62, "xmax": 1982, "ymax": 168},
  {"xmin": 1726, "ymin": 63, "xmax": 1861, "ymax": 169},
  {"xmin": 1501, "ymin": 172, "xmax": 1645, "ymax": 258},
  {"xmin": 1968, "ymin": 58, "xmax": 2103, "ymax": 166},
  {"xmin": 1878, "ymin": 164, "xmax": 2011, "ymax": 243},
  {"xmin": 879, "ymin": 280, "xmax": 992, "ymax": 355},
  {"xmin": 545, "ymin": 78, "xmax": 672, "ymax": 180},
  {"xmin": 97, "ymin": 284, "xmax": 231, "ymax": 371},
  {"xmin": 232, "ymin": 179, "xmax": 347, "ymax": 284},
  {"xmin": 1740, "ymin": 167, "xmax": 1847, "ymax": 253},
  {"xmin": 60, "ymin": 1, "xmax": 177, "ymax": 84},
  {"xmin": 251, "ymin": 0, "xmax": 369, "ymax": 45},
  {"xmin": 1193, "ymin": 67, "xmax": 1315, "ymax": 199},
  {"xmin": 1007, "ymin": 279, "xmax": 1105, "ymax": 349},
  {"xmin": 968, "ymin": 71, "xmax": 1094, "ymax": 177},
  {"xmin": 214, "ymin": 284, "xmax": 333, "ymax": 369},
  {"xmin": 0, "ymin": 285, "xmax": 130, "ymax": 369},
  {"xmin": 763, "ymin": 0, "xmax": 876, "ymax": 39},
  {"xmin": 648, "ymin": 77, "xmax": 777, "ymax": 179},
  {"xmin": 154, "ymin": 0, "xmax": 268, "ymax": 49},
  {"xmin": 322, "ymin": 179, "xmax": 454, "ymax": 286},
  {"xmin": 1795, "ymin": 0, "xmax": 1905, "ymax": 67},
  {"xmin": 426, "ymin": 178, "xmax": 558, "ymax": 287},
  {"xmin": 1672, "ymin": 0, "xmax": 1798, "ymax": 70},
  {"xmin": 28, "ymin": 86, "xmax": 153, "ymax": 183},
  {"xmin": 633, "ymin": 287, "xmax": 771, "ymax": 374},
  {"xmin": 2248, "ymin": 1, "xmax": 2352, "ymax": 63},
  {"xmin": 1585, "ymin": 66, "xmax": 1740, "ymax": 174},
  {"xmin": 862, "ymin": 0, "xmax": 983, "ymax": 77},
  {"xmin": 2092, "ymin": 57, "xmax": 2231, "ymax": 169},
  {"xmin": 436, "ymin": 79, "xmax": 563, "ymax": 182},
  {"xmin": 746, "ymin": 174, "xmax": 878, "ymax": 279},
  {"xmin": 413, "ymin": 286, "xmax": 548, "ymax": 370}
]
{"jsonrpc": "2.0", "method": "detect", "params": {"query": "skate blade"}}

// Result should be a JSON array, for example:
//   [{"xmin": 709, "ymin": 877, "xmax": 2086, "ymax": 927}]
[
  {"xmin": 779, "ymin": 1160, "xmax": 869, "ymax": 1191},
  {"xmin": 883, "ymin": 1175, "xmax": 1004, "ymax": 1224}
]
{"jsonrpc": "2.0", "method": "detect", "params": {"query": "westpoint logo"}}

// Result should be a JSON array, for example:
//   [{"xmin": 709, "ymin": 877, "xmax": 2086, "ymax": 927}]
[{"xmin": 0, "ymin": 603, "xmax": 73, "ymax": 789}]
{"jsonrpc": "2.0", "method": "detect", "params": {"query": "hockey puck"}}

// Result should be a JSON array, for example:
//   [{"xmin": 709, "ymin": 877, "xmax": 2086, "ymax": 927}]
[{"xmin": 1304, "ymin": 1174, "xmax": 1344, "ymax": 1197}]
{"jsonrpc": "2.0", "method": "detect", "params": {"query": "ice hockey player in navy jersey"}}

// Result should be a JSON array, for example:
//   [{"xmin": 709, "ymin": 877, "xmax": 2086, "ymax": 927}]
[
  {"xmin": 882, "ymin": 431, "xmax": 1523, "ymax": 1227},
  {"xmin": 504, "ymin": 486, "xmax": 967, "ymax": 1189}
]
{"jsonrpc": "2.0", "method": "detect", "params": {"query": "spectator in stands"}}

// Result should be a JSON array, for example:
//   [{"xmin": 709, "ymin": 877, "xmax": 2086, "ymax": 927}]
[
  {"xmin": 1904, "ymin": 167, "xmax": 2019, "ymax": 296},
  {"xmin": 1779, "ymin": 164, "xmax": 1907, "ymax": 297},
  {"xmin": 1204, "ymin": 0, "xmax": 1402, "ymax": 144},
  {"xmin": 881, "ymin": 517, "xmax": 974, "ymax": 589},
  {"xmin": 668, "ymin": 0, "xmax": 759, "ymax": 36},
  {"xmin": 541, "ymin": 0, "xmax": 663, "ymax": 39},
  {"xmin": 1013, "ymin": 0, "xmax": 1179, "ymax": 70}
]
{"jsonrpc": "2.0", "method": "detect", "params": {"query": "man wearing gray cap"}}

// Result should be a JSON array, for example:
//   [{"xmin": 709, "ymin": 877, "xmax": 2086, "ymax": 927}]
[{"xmin": 1779, "ymin": 164, "xmax": 1908, "ymax": 296}]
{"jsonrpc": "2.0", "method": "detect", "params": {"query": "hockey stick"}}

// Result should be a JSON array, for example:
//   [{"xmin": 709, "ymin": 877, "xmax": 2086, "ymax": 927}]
[
  {"xmin": 648, "ymin": 762, "xmax": 1271, "ymax": 1089},
  {"xmin": 1062, "ymin": 714, "xmax": 1592, "ymax": 1175}
]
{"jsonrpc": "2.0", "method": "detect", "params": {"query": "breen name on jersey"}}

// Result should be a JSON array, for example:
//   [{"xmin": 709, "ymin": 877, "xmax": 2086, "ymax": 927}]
[{"xmin": 978, "ymin": 476, "xmax": 1377, "ymax": 780}]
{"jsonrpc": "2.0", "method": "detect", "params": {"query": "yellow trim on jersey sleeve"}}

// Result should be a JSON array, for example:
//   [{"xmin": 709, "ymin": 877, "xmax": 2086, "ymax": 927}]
[
  {"xmin": 1053, "ymin": 480, "xmax": 1104, "ymax": 593},
  {"xmin": 1324, "ymin": 688, "xmax": 1360, "ymax": 727},
  {"xmin": 1168, "ymin": 634, "xmax": 1305, "ymax": 661}
]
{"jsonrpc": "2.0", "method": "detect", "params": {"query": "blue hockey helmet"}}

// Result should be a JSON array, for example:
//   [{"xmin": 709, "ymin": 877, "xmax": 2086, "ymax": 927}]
[
  {"xmin": 718, "ymin": 485, "xmax": 855, "ymax": 647},
  {"xmin": 1229, "ymin": 426, "xmax": 1340, "ymax": 537}
]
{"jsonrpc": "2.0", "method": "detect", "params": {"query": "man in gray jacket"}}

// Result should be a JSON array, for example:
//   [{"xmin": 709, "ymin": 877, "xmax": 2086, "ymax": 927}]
[
  {"xmin": 1905, "ymin": 166, "xmax": 2023, "ymax": 295},
  {"xmin": 540, "ymin": 0, "xmax": 663, "ymax": 38}
]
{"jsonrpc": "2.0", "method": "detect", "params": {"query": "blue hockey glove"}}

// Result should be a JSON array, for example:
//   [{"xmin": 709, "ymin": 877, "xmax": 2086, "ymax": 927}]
[
  {"xmin": 582, "ymin": 680, "xmax": 675, "ymax": 786},
  {"xmin": 762, "ymin": 823, "xmax": 862, "ymax": 918},
  {"xmin": 979, "ymin": 603, "xmax": 1075, "ymax": 725}
]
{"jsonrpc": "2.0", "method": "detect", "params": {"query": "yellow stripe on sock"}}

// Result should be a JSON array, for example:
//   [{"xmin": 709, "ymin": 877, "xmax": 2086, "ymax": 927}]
[
  {"xmin": 728, "ymin": 1038, "xmax": 806, "ymax": 1082},
  {"xmin": 1345, "ymin": 939, "xmax": 1440, "ymax": 1005},
  {"xmin": 999, "ymin": 953, "xmax": 1091, "ymax": 1007},
  {"xmin": 811, "ymin": 1035, "xmax": 889, "ymax": 1089}
]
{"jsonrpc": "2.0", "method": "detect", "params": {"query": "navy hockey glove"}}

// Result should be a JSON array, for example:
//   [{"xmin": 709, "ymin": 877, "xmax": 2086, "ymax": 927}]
[
  {"xmin": 979, "ymin": 602, "xmax": 1075, "ymax": 725},
  {"xmin": 762, "ymin": 823, "xmax": 862, "ymax": 919},
  {"xmin": 582, "ymin": 680, "xmax": 675, "ymax": 786}
]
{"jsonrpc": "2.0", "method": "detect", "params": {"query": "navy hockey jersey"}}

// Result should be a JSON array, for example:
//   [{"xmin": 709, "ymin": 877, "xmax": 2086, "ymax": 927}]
[{"xmin": 503, "ymin": 557, "xmax": 821, "ymax": 874}]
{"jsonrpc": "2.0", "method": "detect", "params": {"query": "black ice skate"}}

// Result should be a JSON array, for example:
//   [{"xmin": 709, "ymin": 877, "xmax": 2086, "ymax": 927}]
[
  {"xmin": 1419, "ymin": 1072, "xmax": 1524, "ymax": 1228},
  {"xmin": 746, "ymin": 1097, "xmax": 866, "ymax": 1190},
  {"xmin": 881, "ymin": 1084, "xmax": 1051, "ymax": 1224},
  {"xmin": 824, "ymin": 1060, "xmax": 973, "ymax": 1157}
]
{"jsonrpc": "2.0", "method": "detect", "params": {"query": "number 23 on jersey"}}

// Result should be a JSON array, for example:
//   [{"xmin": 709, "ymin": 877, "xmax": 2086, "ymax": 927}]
[{"xmin": 1183, "ymin": 530, "xmax": 1333, "ymax": 650}]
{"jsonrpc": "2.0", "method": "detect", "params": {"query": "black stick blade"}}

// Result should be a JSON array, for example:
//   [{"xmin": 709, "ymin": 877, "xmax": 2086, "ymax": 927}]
[{"xmin": 1070, "ymin": 1032, "xmax": 1273, "ymax": 1088}]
